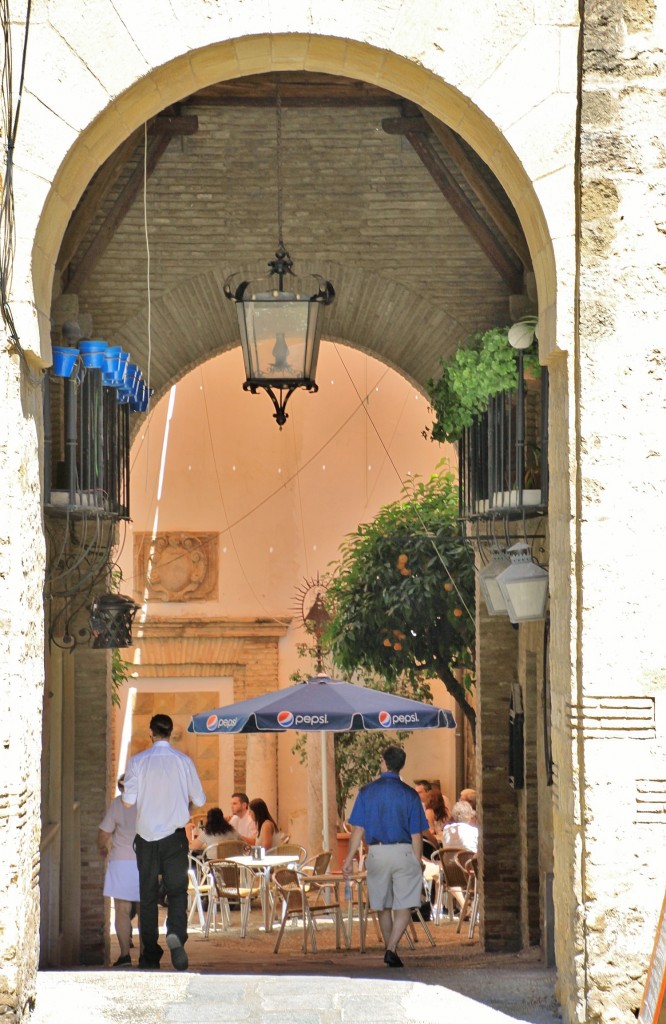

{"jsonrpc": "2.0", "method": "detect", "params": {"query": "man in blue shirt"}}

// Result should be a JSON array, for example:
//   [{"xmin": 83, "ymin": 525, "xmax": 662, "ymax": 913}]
[{"xmin": 342, "ymin": 745, "xmax": 427, "ymax": 967}]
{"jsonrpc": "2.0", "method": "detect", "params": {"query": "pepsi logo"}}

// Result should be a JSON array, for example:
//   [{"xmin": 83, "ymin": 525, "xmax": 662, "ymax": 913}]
[
  {"xmin": 206, "ymin": 714, "xmax": 219, "ymax": 731},
  {"xmin": 277, "ymin": 710, "xmax": 295, "ymax": 728},
  {"xmin": 378, "ymin": 710, "xmax": 392, "ymax": 728}
]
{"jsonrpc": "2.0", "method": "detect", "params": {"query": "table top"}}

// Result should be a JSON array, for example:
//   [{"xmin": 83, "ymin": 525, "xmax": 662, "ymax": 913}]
[{"xmin": 227, "ymin": 853, "xmax": 300, "ymax": 868}]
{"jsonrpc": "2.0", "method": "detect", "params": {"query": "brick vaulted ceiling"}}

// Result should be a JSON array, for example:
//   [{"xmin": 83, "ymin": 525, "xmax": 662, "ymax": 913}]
[{"xmin": 55, "ymin": 72, "xmax": 529, "ymax": 397}]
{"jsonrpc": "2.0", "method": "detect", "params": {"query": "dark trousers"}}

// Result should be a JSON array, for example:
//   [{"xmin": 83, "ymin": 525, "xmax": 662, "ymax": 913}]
[{"xmin": 134, "ymin": 828, "xmax": 189, "ymax": 966}]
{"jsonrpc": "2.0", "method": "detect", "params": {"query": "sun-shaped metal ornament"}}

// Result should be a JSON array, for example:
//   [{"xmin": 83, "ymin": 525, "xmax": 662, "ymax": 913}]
[{"xmin": 293, "ymin": 572, "xmax": 330, "ymax": 637}]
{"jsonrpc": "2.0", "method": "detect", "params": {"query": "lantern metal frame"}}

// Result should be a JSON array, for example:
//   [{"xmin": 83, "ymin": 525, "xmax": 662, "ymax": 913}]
[{"xmin": 223, "ymin": 244, "xmax": 334, "ymax": 427}]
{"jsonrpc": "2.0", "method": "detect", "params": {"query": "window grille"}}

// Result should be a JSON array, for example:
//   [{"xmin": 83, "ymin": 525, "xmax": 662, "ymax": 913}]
[
  {"xmin": 43, "ymin": 366, "xmax": 130, "ymax": 520},
  {"xmin": 459, "ymin": 367, "xmax": 548, "ymax": 521}
]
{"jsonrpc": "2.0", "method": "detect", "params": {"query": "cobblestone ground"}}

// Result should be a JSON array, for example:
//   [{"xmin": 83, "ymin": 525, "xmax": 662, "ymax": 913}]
[{"xmin": 31, "ymin": 909, "xmax": 561, "ymax": 1023}]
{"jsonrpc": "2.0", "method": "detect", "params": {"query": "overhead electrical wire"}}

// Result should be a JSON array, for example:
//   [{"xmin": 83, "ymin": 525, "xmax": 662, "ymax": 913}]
[{"xmin": 0, "ymin": 0, "xmax": 39, "ymax": 383}]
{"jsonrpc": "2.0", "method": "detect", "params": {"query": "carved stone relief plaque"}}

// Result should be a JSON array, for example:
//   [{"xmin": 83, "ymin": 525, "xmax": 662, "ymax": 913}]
[{"xmin": 134, "ymin": 532, "xmax": 218, "ymax": 602}]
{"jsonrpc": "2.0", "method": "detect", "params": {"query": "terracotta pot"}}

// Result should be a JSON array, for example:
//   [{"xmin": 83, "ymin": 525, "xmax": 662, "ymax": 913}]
[{"xmin": 336, "ymin": 831, "xmax": 350, "ymax": 870}]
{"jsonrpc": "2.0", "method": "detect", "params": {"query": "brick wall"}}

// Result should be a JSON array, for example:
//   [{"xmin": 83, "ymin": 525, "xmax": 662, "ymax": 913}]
[
  {"xmin": 74, "ymin": 645, "xmax": 111, "ymax": 965},
  {"xmin": 475, "ymin": 599, "xmax": 521, "ymax": 952}
]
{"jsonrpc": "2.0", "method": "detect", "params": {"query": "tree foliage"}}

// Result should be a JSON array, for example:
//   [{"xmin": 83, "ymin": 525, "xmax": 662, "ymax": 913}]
[{"xmin": 325, "ymin": 470, "xmax": 476, "ymax": 735}]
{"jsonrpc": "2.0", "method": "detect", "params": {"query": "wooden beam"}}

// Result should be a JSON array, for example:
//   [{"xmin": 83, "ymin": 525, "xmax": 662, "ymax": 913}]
[
  {"xmin": 58, "ymin": 129, "xmax": 143, "ymax": 277},
  {"xmin": 405, "ymin": 131, "xmax": 523, "ymax": 292},
  {"xmin": 189, "ymin": 73, "xmax": 401, "ymax": 107},
  {"xmin": 149, "ymin": 114, "xmax": 198, "ymax": 134},
  {"xmin": 58, "ymin": 115, "xmax": 199, "ymax": 281},
  {"xmin": 66, "ymin": 133, "xmax": 173, "ymax": 295},
  {"xmin": 420, "ymin": 110, "xmax": 532, "ymax": 269},
  {"xmin": 381, "ymin": 116, "xmax": 430, "ymax": 135}
]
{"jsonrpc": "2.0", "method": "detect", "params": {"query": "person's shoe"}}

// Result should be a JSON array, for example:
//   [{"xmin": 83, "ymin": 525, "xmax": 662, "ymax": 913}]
[
  {"xmin": 166, "ymin": 933, "xmax": 189, "ymax": 972},
  {"xmin": 384, "ymin": 949, "xmax": 404, "ymax": 968},
  {"xmin": 138, "ymin": 958, "xmax": 160, "ymax": 971},
  {"xmin": 112, "ymin": 954, "xmax": 132, "ymax": 968}
]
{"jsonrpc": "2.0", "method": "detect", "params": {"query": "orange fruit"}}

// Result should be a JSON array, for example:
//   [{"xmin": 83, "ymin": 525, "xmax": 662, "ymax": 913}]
[{"xmin": 453, "ymin": 608, "xmax": 463, "ymax": 618}]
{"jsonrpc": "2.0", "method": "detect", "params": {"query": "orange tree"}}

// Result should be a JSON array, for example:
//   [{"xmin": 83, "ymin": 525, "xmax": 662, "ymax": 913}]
[{"xmin": 325, "ymin": 470, "xmax": 476, "ymax": 737}]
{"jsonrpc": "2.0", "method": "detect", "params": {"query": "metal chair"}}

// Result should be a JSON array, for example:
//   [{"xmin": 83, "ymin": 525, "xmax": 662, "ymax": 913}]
[
  {"xmin": 202, "ymin": 838, "xmax": 247, "ymax": 860},
  {"xmin": 436, "ymin": 847, "xmax": 470, "ymax": 918},
  {"xmin": 300, "ymin": 850, "xmax": 332, "ymax": 876},
  {"xmin": 206, "ymin": 859, "xmax": 261, "ymax": 939},
  {"xmin": 271, "ymin": 867, "xmax": 344, "ymax": 953},
  {"xmin": 268, "ymin": 842, "xmax": 307, "ymax": 864},
  {"xmin": 187, "ymin": 853, "xmax": 213, "ymax": 930},
  {"xmin": 454, "ymin": 850, "xmax": 479, "ymax": 938}
]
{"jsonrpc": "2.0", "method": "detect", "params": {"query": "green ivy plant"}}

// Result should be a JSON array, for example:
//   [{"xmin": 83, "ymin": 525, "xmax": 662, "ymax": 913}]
[
  {"xmin": 111, "ymin": 647, "xmax": 131, "ymax": 708},
  {"xmin": 426, "ymin": 324, "xmax": 540, "ymax": 445}
]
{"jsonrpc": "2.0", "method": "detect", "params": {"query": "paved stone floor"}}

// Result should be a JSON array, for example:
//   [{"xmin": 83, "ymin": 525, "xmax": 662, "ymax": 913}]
[{"xmin": 31, "ymin": 910, "xmax": 562, "ymax": 1024}]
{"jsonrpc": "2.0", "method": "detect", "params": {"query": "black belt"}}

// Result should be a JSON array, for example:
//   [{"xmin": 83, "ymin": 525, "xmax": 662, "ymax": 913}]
[{"xmin": 367, "ymin": 841, "xmax": 407, "ymax": 846}]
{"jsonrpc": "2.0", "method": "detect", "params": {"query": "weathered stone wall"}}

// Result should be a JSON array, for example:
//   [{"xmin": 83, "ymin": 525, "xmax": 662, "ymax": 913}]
[
  {"xmin": 11, "ymin": 4, "xmax": 658, "ymax": 1024},
  {"xmin": 549, "ymin": 2, "xmax": 666, "ymax": 1021},
  {"xmin": 0, "ymin": 348, "xmax": 45, "ymax": 1018}
]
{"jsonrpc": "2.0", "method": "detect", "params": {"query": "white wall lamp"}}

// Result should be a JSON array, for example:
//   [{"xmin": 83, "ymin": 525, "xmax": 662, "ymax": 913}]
[
  {"xmin": 478, "ymin": 548, "xmax": 511, "ymax": 616},
  {"xmin": 496, "ymin": 541, "xmax": 549, "ymax": 623}
]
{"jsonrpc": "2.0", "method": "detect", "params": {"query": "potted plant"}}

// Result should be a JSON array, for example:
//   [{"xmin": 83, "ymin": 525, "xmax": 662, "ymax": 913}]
[{"xmin": 426, "ymin": 324, "xmax": 540, "ymax": 445}]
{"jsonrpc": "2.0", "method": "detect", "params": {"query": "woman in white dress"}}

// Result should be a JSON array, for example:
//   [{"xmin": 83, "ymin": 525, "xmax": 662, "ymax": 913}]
[{"xmin": 98, "ymin": 774, "xmax": 141, "ymax": 967}]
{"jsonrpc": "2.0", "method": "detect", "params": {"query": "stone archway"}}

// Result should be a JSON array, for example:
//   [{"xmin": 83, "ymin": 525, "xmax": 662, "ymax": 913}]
[{"xmin": 4, "ymin": 9, "xmax": 575, "ymax": 1022}]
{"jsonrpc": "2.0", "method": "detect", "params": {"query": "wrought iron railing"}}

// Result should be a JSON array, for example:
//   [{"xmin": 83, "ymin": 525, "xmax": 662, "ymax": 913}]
[
  {"xmin": 43, "ymin": 368, "xmax": 130, "ymax": 519},
  {"xmin": 459, "ymin": 367, "xmax": 549, "ymax": 520}
]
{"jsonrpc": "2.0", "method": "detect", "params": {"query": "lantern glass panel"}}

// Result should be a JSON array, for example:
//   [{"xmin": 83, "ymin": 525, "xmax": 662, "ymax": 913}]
[
  {"xmin": 497, "ymin": 569, "xmax": 549, "ymax": 623},
  {"xmin": 239, "ymin": 292, "xmax": 321, "ymax": 383},
  {"xmin": 478, "ymin": 554, "xmax": 510, "ymax": 616}
]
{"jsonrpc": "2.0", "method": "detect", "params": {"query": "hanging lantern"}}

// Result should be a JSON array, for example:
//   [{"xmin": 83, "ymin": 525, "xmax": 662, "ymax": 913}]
[
  {"xmin": 477, "ymin": 549, "xmax": 511, "ymax": 616},
  {"xmin": 90, "ymin": 592, "xmax": 139, "ymax": 649},
  {"xmin": 496, "ymin": 542, "xmax": 549, "ymax": 623},
  {"xmin": 224, "ymin": 245, "xmax": 334, "ymax": 428}
]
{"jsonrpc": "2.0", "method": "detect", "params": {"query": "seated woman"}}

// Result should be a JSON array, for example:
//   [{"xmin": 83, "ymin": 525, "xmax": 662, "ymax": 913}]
[
  {"xmin": 440, "ymin": 800, "xmax": 478, "ymax": 853},
  {"xmin": 429, "ymin": 788, "xmax": 450, "ymax": 841},
  {"xmin": 248, "ymin": 797, "xmax": 286, "ymax": 849},
  {"xmin": 190, "ymin": 807, "xmax": 242, "ymax": 857}
]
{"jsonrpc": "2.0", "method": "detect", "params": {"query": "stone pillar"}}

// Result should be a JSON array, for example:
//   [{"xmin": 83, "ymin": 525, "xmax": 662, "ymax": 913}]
[
  {"xmin": 475, "ymin": 595, "xmax": 521, "ymax": 952},
  {"xmin": 245, "ymin": 733, "xmax": 277, "ymax": 816}
]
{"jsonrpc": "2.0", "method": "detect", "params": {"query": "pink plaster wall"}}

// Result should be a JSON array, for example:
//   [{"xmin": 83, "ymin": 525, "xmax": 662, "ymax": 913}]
[{"xmin": 116, "ymin": 342, "xmax": 459, "ymax": 835}]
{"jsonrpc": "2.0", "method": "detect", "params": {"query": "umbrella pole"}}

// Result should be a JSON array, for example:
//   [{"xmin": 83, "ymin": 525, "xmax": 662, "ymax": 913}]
[{"xmin": 321, "ymin": 730, "xmax": 329, "ymax": 852}]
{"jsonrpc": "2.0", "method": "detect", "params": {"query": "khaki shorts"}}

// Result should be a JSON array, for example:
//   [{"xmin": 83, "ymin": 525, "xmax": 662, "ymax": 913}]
[{"xmin": 365, "ymin": 844, "xmax": 423, "ymax": 910}]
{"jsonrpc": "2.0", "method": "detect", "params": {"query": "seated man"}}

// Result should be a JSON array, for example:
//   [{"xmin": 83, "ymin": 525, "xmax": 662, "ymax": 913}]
[
  {"xmin": 440, "ymin": 800, "xmax": 478, "ymax": 853},
  {"xmin": 228, "ymin": 792, "xmax": 258, "ymax": 843}
]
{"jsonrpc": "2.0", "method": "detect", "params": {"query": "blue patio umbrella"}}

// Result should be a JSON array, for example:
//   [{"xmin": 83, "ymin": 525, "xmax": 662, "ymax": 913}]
[{"xmin": 188, "ymin": 675, "xmax": 456, "ymax": 848}]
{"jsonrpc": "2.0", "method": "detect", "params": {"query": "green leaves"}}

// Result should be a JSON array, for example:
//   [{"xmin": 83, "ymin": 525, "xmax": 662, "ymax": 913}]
[
  {"xmin": 325, "ymin": 470, "xmax": 476, "ymax": 734},
  {"xmin": 426, "ymin": 326, "xmax": 540, "ymax": 444}
]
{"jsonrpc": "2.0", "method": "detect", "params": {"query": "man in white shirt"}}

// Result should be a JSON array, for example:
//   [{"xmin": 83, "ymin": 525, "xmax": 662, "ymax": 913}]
[
  {"xmin": 228, "ymin": 792, "xmax": 258, "ymax": 842},
  {"xmin": 123, "ymin": 713, "xmax": 206, "ymax": 971}
]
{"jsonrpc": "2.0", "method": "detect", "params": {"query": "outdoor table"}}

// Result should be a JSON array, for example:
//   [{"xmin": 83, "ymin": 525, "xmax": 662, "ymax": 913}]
[{"xmin": 228, "ymin": 853, "xmax": 302, "ymax": 931}]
